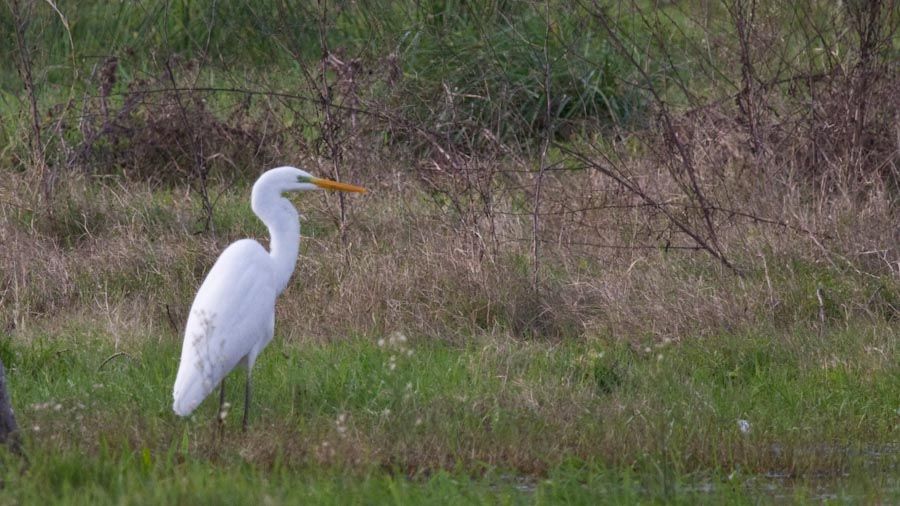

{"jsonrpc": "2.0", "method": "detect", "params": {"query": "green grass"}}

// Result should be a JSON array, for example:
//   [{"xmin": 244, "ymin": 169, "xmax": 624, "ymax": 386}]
[
  {"xmin": 2, "ymin": 0, "xmax": 898, "ymax": 502},
  {"xmin": 0, "ymin": 319, "xmax": 896, "ymax": 503},
  {"xmin": 0, "ymin": 0, "xmax": 638, "ymax": 163}
]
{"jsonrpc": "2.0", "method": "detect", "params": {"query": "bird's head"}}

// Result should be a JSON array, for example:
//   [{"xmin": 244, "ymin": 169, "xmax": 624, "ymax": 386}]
[{"xmin": 260, "ymin": 166, "xmax": 367, "ymax": 194}]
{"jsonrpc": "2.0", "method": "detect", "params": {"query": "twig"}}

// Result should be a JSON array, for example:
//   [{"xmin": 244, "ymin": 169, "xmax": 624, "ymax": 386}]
[
  {"xmin": 729, "ymin": 0, "xmax": 763, "ymax": 155},
  {"xmin": 532, "ymin": 0, "xmax": 555, "ymax": 294},
  {"xmin": 97, "ymin": 352, "xmax": 133, "ymax": 372},
  {"xmin": 161, "ymin": 3, "xmax": 215, "ymax": 235},
  {"xmin": 585, "ymin": 0, "xmax": 738, "ymax": 274},
  {"xmin": 815, "ymin": 285, "xmax": 826, "ymax": 326},
  {"xmin": 501, "ymin": 234, "xmax": 706, "ymax": 251},
  {"xmin": 9, "ymin": 0, "xmax": 49, "ymax": 199},
  {"xmin": 165, "ymin": 304, "xmax": 180, "ymax": 335},
  {"xmin": 559, "ymin": 144, "xmax": 742, "ymax": 274}
]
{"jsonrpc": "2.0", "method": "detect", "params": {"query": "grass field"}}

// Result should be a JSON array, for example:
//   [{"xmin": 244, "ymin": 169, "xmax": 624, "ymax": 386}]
[
  {"xmin": 2, "ymin": 316, "xmax": 898, "ymax": 503},
  {"xmin": 2, "ymin": 0, "xmax": 898, "ymax": 503}
]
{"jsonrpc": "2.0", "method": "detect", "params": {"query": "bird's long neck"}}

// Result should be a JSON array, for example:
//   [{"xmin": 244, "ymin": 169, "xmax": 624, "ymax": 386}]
[{"xmin": 251, "ymin": 189, "xmax": 300, "ymax": 295}]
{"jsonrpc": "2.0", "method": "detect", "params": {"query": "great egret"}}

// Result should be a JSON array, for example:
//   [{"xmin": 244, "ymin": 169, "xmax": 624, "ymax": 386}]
[{"xmin": 172, "ymin": 166, "xmax": 366, "ymax": 430}]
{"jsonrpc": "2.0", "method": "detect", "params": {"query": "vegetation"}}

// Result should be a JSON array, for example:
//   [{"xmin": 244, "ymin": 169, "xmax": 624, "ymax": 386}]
[
  {"xmin": 1, "ymin": 322, "xmax": 897, "ymax": 503},
  {"xmin": 1, "ymin": 0, "xmax": 898, "ymax": 503}
]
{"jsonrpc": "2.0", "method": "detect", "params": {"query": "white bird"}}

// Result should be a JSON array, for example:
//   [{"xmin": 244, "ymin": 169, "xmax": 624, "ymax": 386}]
[{"xmin": 172, "ymin": 166, "xmax": 366, "ymax": 430}]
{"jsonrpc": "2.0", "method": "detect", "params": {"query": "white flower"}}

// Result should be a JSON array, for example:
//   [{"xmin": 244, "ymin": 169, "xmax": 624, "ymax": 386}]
[
  {"xmin": 218, "ymin": 402, "xmax": 231, "ymax": 421},
  {"xmin": 737, "ymin": 419, "xmax": 751, "ymax": 434}
]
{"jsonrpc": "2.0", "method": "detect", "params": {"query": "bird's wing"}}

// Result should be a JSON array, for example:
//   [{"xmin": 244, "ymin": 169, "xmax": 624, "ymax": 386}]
[{"xmin": 172, "ymin": 239, "xmax": 278, "ymax": 416}]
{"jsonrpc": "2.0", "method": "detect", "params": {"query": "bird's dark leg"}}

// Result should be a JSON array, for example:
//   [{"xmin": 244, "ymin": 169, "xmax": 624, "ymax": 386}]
[{"xmin": 242, "ymin": 372, "xmax": 251, "ymax": 432}]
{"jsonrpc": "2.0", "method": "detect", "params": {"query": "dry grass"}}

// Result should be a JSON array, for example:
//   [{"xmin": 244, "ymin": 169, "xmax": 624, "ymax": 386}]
[
  {"xmin": 4, "ymin": 1, "xmax": 897, "ymax": 347},
  {"xmin": 3, "ymin": 158, "xmax": 897, "ymax": 351}
]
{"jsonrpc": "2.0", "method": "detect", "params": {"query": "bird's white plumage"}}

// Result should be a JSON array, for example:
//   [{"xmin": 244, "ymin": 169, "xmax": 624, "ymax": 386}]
[{"xmin": 172, "ymin": 239, "xmax": 277, "ymax": 416}]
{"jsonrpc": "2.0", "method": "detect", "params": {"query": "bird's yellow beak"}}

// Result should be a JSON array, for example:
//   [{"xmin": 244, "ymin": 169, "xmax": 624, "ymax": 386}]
[{"xmin": 311, "ymin": 177, "xmax": 367, "ymax": 193}]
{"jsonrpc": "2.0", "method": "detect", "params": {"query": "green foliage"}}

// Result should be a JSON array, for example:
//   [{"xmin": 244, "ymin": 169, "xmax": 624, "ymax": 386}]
[
  {"xmin": 0, "ymin": 0, "xmax": 637, "ymax": 167},
  {"xmin": 388, "ymin": 1, "xmax": 632, "ymax": 147},
  {"xmin": 0, "ymin": 321, "xmax": 896, "ymax": 502}
]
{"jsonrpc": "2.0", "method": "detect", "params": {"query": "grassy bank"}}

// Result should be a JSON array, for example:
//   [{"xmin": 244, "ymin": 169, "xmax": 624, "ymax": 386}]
[{"xmin": 1, "ymin": 317, "xmax": 897, "ymax": 503}]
